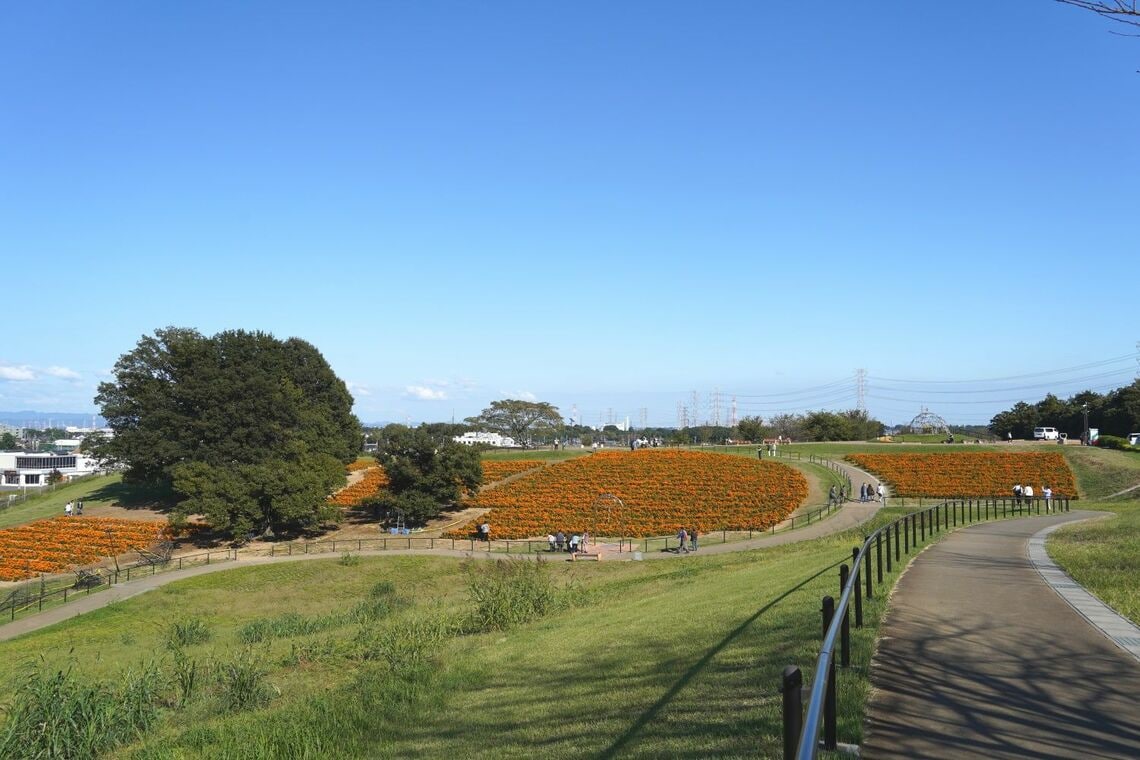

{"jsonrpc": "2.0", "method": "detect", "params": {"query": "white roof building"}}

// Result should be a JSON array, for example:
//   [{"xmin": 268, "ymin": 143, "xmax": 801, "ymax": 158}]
[
  {"xmin": 0, "ymin": 452, "xmax": 102, "ymax": 489},
  {"xmin": 453, "ymin": 431, "xmax": 517, "ymax": 447}
]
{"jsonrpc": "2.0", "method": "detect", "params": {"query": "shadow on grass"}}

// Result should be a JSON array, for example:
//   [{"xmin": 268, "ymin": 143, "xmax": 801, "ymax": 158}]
[
  {"xmin": 599, "ymin": 555, "xmax": 847, "ymax": 759},
  {"xmin": 84, "ymin": 480, "xmax": 179, "ymax": 513}
]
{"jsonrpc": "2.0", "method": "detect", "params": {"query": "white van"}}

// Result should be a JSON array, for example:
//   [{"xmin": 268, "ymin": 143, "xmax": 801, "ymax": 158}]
[
  {"xmin": 1129, "ymin": 433, "xmax": 1140, "ymax": 447},
  {"xmin": 1033, "ymin": 427, "xmax": 1059, "ymax": 441}
]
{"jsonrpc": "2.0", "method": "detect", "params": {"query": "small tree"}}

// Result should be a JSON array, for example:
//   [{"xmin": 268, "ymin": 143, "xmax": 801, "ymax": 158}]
[
  {"xmin": 46, "ymin": 469, "xmax": 64, "ymax": 485},
  {"xmin": 378, "ymin": 428, "xmax": 482, "ymax": 524}
]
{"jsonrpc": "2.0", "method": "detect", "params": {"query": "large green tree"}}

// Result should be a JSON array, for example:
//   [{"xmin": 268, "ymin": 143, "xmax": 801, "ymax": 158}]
[
  {"xmin": 465, "ymin": 399, "xmax": 563, "ymax": 447},
  {"xmin": 94, "ymin": 327, "xmax": 362, "ymax": 537}
]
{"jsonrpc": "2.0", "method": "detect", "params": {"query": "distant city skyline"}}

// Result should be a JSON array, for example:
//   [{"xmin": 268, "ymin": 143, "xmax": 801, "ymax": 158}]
[{"xmin": 2, "ymin": 3, "xmax": 1136, "ymax": 427}]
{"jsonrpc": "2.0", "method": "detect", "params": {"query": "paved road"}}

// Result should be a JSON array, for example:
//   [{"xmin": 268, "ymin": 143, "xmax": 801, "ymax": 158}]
[{"xmin": 862, "ymin": 511, "xmax": 1140, "ymax": 759}]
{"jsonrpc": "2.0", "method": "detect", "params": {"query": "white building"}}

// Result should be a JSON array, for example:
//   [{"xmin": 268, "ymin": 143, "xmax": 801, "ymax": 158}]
[
  {"xmin": 0, "ymin": 452, "xmax": 101, "ymax": 489},
  {"xmin": 453, "ymin": 431, "xmax": 517, "ymax": 447}
]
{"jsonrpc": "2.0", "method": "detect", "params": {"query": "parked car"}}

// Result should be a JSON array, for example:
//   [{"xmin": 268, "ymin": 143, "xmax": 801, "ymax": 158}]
[
  {"xmin": 1033, "ymin": 426, "xmax": 1060, "ymax": 441},
  {"xmin": 1129, "ymin": 433, "xmax": 1140, "ymax": 447}
]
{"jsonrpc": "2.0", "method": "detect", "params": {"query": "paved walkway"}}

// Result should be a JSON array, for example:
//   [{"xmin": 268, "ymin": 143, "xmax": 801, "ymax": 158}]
[
  {"xmin": 0, "ymin": 458, "xmax": 886, "ymax": 641},
  {"xmin": 862, "ymin": 511, "xmax": 1140, "ymax": 759}
]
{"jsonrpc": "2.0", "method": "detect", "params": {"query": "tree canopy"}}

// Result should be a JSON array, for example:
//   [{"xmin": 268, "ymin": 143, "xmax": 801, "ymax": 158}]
[
  {"xmin": 94, "ymin": 327, "xmax": 362, "ymax": 537},
  {"xmin": 465, "ymin": 399, "xmax": 563, "ymax": 446},
  {"xmin": 376, "ymin": 427, "xmax": 482, "ymax": 524},
  {"xmin": 989, "ymin": 380, "xmax": 1140, "ymax": 440}
]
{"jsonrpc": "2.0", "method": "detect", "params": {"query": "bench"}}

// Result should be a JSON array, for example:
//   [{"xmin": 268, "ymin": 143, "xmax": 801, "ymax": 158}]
[
  {"xmin": 74, "ymin": 569, "xmax": 105, "ymax": 589},
  {"xmin": 572, "ymin": 552, "xmax": 601, "ymax": 561}
]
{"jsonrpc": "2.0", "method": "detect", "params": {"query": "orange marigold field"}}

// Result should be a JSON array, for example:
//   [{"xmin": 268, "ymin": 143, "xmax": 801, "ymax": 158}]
[
  {"xmin": 327, "ymin": 465, "xmax": 389, "ymax": 507},
  {"xmin": 347, "ymin": 459, "xmax": 376, "ymax": 472},
  {"xmin": 445, "ymin": 450, "xmax": 808, "ymax": 539},
  {"xmin": 846, "ymin": 452, "xmax": 1077, "ymax": 498},
  {"xmin": 0, "ymin": 517, "xmax": 167, "ymax": 581},
  {"xmin": 481, "ymin": 460, "xmax": 545, "ymax": 483}
]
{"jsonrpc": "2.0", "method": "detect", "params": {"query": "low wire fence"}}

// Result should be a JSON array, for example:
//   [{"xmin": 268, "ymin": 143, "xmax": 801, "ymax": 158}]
[{"xmin": 0, "ymin": 547, "xmax": 237, "ymax": 622}]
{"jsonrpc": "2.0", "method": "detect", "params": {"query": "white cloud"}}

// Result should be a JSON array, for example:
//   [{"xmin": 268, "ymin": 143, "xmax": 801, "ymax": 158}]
[
  {"xmin": 346, "ymin": 381, "xmax": 372, "ymax": 397},
  {"xmin": 0, "ymin": 364, "xmax": 35, "ymax": 381},
  {"xmin": 501, "ymin": 390, "xmax": 537, "ymax": 402},
  {"xmin": 405, "ymin": 385, "xmax": 448, "ymax": 401},
  {"xmin": 45, "ymin": 366, "xmax": 82, "ymax": 380}
]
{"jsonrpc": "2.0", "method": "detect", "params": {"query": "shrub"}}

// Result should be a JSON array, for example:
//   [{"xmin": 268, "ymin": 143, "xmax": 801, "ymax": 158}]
[
  {"xmin": 1096, "ymin": 435, "xmax": 1136, "ymax": 451},
  {"xmin": 355, "ymin": 614, "xmax": 453, "ymax": 670},
  {"xmin": 216, "ymin": 648, "xmax": 276, "ymax": 712},
  {"xmin": 166, "ymin": 617, "xmax": 212, "ymax": 649},
  {"xmin": 462, "ymin": 558, "xmax": 564, "ymax": 632},
  {"xmin": 238, "ymin": 612, "xmax": 342, "ymax": 644},
  {"xmin": 0, "ymin": 661, "xmax": 162, "ymax": 758}
]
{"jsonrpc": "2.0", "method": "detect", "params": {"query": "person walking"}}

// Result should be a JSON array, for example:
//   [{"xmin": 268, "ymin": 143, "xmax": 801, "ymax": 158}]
[
  {"xmin": 1013, "ymin": 483, "xmax": 1023, "ymax": 507},
  {"xmin": 1043, "ymin": 485, "xmax": 1053, "ymax": 513},
  {"xmin": 1023, "ymin": 484, "xmax": 1034, "ymax": 510},
  {"xmin": 548, "ymin": 533, "xmax": 557, "ymax": 552},
  {"xmin": 690, "ymin": 528, "xmax": 699, "ymax": 552},
  {"xmin": 677, "ymin": 527, "xmax": 688, "ymax": 554},
  {"xmin": 876, "ymin": 482, "xmax": 886, "ymax": 506},
  {"xmin": 555, "ymin": 531, "xmax": 565, "ymax": 551},
  {"xmin": 64, "ymin": 501, "xmax": 73, "ymax": 517},
  {"xmin": 828, "ymin": 485, "xmax": 837, "ymax": 507}
]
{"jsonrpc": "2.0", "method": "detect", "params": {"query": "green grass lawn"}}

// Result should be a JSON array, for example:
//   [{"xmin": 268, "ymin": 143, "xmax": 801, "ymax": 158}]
[
  {"xmin": 4, "ymin": 447, "xmax": 1135, "ymax": 758},
  {"xmin": 1060, "ymin": 447, "xmax": 1140, "ymax": 500},
  {"xmin": 0, "ymin": 473, "xmax": 136, "ymax": 529},
  {"xmin": 481, "ymin": 448, "xmax": 592, "ymax": 462},
  {"xmin": 0, "ymin": 507, "xmax": 938, "ymax": 760},
  {"xmin": 1047, "ymin": 502, "xmax": 1140, "ymax": 626}
]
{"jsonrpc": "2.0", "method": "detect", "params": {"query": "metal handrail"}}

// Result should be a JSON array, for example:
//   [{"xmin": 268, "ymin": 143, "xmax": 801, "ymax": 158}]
[
  {"xmin": 788, "ymin": 495, "xmax": 1071, "ymax": 758},
  {"xmin": 795, "ymin": 525, "xmax": 879, "ymax": 758}
]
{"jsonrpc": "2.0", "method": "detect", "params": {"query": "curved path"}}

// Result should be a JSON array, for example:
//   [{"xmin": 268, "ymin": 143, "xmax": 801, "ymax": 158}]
[
  {"xmin": 862, "ymin": 511, "xmax": 1140, "ymax": 759},
  {"xmin": 0, "ymin": 458, "xmax": 885, "ymax": 641}
]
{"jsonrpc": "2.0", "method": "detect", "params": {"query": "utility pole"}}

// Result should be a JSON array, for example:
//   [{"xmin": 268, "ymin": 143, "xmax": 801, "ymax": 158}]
[
  {"xmin": 1082, "ymin": 403, "xmax": 1090, "ymax": 446},
  {"xmin": 855, "ymin": 369, "xmax": 867, "ymax": 413}
]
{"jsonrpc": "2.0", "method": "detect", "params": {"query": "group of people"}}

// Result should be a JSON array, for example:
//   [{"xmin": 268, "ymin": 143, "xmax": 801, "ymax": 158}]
[
  {"xmin": 547, "ymin": 531, "xmax": 590, "ymax": 553},
  {"xmin": 63, "ymin": 500, "xmax": 84, "ymax": 516},
  {"xmin": 858, "ymin": 482, "xmax": 885, "ymax": 504},
  {"xmin": 675, "ymin": 527, "xmax": 699, "ymax": 553},
  {"xmin": 1013, "ymin": 483, "xmax": 1055, "ymax": 511}
]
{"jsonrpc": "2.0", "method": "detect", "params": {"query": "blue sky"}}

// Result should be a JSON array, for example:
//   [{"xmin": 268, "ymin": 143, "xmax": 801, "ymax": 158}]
[{"xmin": 1, "ymin": 1, "xmax": 1136, "ymax": 427}]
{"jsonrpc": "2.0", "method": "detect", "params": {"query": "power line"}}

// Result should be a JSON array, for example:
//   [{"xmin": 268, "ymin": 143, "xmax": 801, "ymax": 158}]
[
  {"xmin": 870, "ymin": 368, "xmax": 1135, "ymax": 396},
  {"xmin": 868, "ymin": 354, "xmax": 1134, "ymax": 385}
]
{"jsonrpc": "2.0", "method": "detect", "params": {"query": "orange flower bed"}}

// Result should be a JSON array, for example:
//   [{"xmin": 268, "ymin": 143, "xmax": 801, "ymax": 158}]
[
  {"xmin": 347, "ymin": 459, "xmax": 376, "ymax": 472},
  {"xmin": 846, "ymin": 452, "xmax": 1077, "ymax": 498},
  {"xmin": 481, "ymin": 460, "xmax": 545, "ymax": 483},
  {"xmin": 0, "ymin": 517, "xmax": 167, "ymax": 581},
  {"xmin": 445, "ymin": 450, "xmax": 808, "ymax": 539},
  {"xmin": 328, "ymin": 465, "xmax": 389, "ymax": 507}
]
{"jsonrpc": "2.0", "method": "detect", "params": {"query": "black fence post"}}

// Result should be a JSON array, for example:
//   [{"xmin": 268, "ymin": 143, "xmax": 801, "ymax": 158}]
[
  {"xmin": 894, "ymin": 520, "xmax": 901, "ymax": 563},
  {"xmin": 920, "ymin": 510, "xmax": 926, "ymax": 542},
  {"xmin": 904, "ymin": 516, "xmax": 910, "ymax": 554},
  {"xmin": 782, "ymin": 666, "xmax": 802, "ymax": 760},
  {"xmin": 851, "ymin": 548, "xmax": 863, "ymax": 628},
  {"xmin": 839, "ymin": 565, "xmax": 852, "ymax": 665},
  {"xmin": 821, "ymin": 596, "xmax": 837, "ymax": 751},
  {"xmin": 865, "ymin": 543, "xmax": 874, "ymax": 600},
  {"xmin": 876, "ymin": 532, "xmax": 883, "ymax": 584},
  {"xmin": 886, "ymin": 525, "xmax": 893, "ymax": 573}
]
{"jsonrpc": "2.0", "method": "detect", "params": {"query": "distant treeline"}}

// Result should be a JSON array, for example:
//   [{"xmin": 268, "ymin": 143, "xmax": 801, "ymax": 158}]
[
  {"xmin": 988, "ymin": 380, "xmax": 1140, "ymax": 440},
  {"xmin": 366, "ymin": 409, "xmax": 885, "ymax": 447}
]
